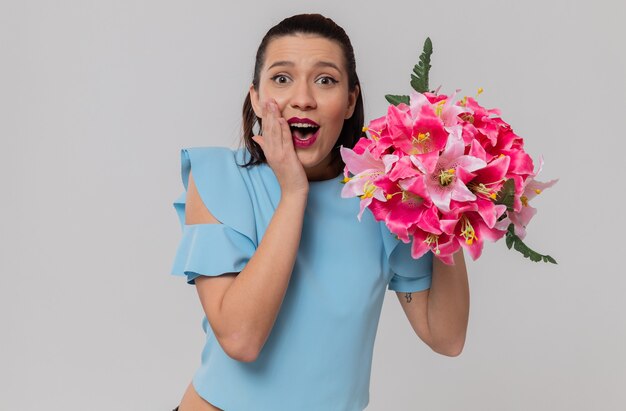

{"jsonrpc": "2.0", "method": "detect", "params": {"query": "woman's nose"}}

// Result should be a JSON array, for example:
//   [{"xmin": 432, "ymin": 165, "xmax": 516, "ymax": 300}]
[{"xmin": 289, "ymin": 81, "xmax": 317, "ymax": 111}]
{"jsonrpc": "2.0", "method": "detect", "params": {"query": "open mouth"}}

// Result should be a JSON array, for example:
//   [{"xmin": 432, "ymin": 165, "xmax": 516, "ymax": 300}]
[{"xmin": 289, "ymin": 123, "xmax": 320, "ymax": 140}]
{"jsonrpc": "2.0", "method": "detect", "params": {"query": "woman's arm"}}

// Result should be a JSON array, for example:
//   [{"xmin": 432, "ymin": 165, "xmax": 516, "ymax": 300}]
[
  {"xmin": 395, "ymin": 249, "xmax": 469, "ymax": 357},
  {"xmin": 189, "ymin": 99, "xmax": 308, "ymax": 363},
  {"xmin": 187, "ymin": 169, "xmax": 308, "ymax": 363}
]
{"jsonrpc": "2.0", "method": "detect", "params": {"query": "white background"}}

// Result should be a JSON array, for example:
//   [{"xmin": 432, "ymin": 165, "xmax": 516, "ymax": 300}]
[{"xmin": 2, "ymin": 0, "xmax": 625, "ymax": 410}]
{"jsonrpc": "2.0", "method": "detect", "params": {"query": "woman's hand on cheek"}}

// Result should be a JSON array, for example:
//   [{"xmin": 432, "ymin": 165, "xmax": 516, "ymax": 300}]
[{"xmin": 251, "ymin": 99, "xmax": 309, "ymax": 196}]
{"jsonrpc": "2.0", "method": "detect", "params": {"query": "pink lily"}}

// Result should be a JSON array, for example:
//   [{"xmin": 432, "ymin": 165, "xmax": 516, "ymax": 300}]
[
  {"xmin": 419, "ymin": 89, "xmax": 470, "ymax": 128},
  {"xmin": 363, "ymin": 115, "xmax": 398, "ymax": 160},
  {"xmin": 458, "ymin": 96, "xmax": 502, "ymax": 146},
  {"xmin": 440, "ymin": 203, "xmax": 507, "ymax": 261},
  {"xmin": 369, "ymin": 174, "xmax": 436, "ymax": 243},
  {"xmin": 465, "ymin": 151, "xmax": 510, "ymax": 228},
  {"xmin": 409, "ymin": 224, "xmax": 461, "ymax": 265},
  {"xmin": 385, "ymin": 96, "xmax": 449, "ymax": 173},
  {"xmin": 339, "ymin": 145, "xmax": 399, "ymax": 221},
  {"xmin": 420, "ymin": 130, "xmax": 487, "ymax": 212}
]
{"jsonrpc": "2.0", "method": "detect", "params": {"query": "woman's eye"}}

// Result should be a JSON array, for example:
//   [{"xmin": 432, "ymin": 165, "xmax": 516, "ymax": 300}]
[
  {"xmin": 316, "ymin": 76, "xmax": 338, "ymax": 86},
  {"xmin": 271, "ymin": 75, "xmax": 290, "ymax": 84}
]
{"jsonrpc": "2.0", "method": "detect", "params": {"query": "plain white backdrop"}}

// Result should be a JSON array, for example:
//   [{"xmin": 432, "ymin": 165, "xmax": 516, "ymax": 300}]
[{"xmin": 2, "ymin": 1, "xmax": 625, "ymax": 410}]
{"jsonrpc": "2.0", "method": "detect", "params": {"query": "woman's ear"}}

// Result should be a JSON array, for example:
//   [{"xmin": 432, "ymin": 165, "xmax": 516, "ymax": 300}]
[
  {"xmin": 249, "ymin": 84, "xmax": 262, "ymax": 118},
  {"xmin": 345, "ymin": 85, "xmax": 360, "ymax": 119}
]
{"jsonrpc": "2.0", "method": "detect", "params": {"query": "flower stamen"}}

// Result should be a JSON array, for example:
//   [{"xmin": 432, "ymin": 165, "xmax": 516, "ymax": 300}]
[
  {"xmin": 438, "ymin": 168, "xmax": 456, "ymax": 186},
  {"xmin": 521, "ymin": 195, "xmax": 529, "ymax": 207},
  {"xmin": 435, "ymin": 100, "xmax": 446, "ymax": 117},
  {"xmin": 359, "ymin": 180, "xmax": 377, "ymax": 199},
  {"xmin": 468, "ymin": 182, "xmax": 498, "ymax": 200},
  {"xmin": 410, "ymin": 132, "xmax": 431, "ymax": 155},
  {"xmin": 425, "ymin": 233, "xmax": 441, "ymax": 255},
  {"xmin": 402, "ymin": 190, "xmax": 423, "ymax": 207},
  {"xmin": 386, "ymin": 189, "xmax": 423, "ymax": 207},
  {"xmin": 364, "ymin": 126, "xmax": 382, "ymax": 141},
  {"xmin": 460, "ymin": 215, "xmax": 477, "ymax": 245},
  {"xmin": 459, "ymin": 113, "xmax": 475, "ymax": 124}
]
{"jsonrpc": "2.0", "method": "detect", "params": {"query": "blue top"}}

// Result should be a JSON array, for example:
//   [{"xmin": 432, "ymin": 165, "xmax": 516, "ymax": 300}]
[{"xmin": 171, "ymin": 146, "xmax": 433, "ymax": 411}]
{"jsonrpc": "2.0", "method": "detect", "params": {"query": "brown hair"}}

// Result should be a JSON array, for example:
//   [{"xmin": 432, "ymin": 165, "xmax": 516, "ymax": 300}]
[{"xmin": 238, "ymin": 13, "xmax": 365, "ymax": 174}]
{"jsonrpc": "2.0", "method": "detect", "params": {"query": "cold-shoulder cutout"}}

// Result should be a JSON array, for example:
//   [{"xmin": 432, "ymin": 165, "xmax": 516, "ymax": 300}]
[
  {"xmin": 185, "ymin": 170, "xmax": 221, "ymax": 225},
  {"xmin": 380, "ymin": 222, "xmax": 433, "ymax": 293},
  {"xmin": 171, "ymin": 147, "xmax": 258, "ymax": 285}
]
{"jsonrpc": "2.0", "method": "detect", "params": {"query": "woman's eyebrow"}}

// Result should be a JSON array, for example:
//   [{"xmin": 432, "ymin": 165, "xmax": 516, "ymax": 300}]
[
  {"xmin": 314, "ymin": 61, "xmax": 341, "ymax": 72},
  {"xmin": 267, "ymin": 60, "xmax": 294, "ymax": 70},
  {"xmin": 266, "ymin": 60, "xmax": 342, "ymax": 72}
]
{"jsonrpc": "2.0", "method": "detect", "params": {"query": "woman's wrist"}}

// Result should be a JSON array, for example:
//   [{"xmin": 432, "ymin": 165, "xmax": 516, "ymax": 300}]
[{"xmin": 280, "ymin": 189, "xmax": 309, "ymax": 203}]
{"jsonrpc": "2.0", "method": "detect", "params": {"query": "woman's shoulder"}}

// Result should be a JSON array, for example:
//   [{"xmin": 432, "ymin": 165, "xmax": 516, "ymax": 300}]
[
  {"xmin": 179, "ymin": 145, "xmax": 257, "ymax": 186},
  {"xmin": 173, "ymin": 145, "xmax": 258, "ymax": 233},
  {"xmin": 180, "ymin": 145, "xmax": 251, "ymax": 170},
  {"xmin": 178, "ymin": 144, "xmax": 256, "ymax": 197}
]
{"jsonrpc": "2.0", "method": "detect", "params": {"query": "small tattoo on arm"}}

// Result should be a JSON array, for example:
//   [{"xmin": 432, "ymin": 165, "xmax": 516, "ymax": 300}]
[{"xmin": 404, "ymin": 292, "xmax": 412, "ymax": 303}]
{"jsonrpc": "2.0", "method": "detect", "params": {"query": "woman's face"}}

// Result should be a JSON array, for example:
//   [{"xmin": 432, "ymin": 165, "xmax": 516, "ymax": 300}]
[{"xmin": 250, "ymin": 34, "xmax": 359, "ymax": 181}]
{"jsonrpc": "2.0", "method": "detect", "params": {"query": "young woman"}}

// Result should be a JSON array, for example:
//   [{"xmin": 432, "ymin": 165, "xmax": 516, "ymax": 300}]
[{"xmin": 171, "ymin": 13, "xmax": 469, "ymax": 411}]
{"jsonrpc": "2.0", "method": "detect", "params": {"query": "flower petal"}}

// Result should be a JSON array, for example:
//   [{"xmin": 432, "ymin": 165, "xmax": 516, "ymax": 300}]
[
  {"xmin": 339, "ymin": 146, "xmax": 384, "ymax": 175},
  {"xmin": 450, "ymin": 180, "xmax": 477, "ymax": 203}
]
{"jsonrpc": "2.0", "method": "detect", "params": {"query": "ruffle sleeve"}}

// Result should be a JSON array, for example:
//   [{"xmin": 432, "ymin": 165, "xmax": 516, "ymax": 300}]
[
  {"xmin": 171, "ymin": 147, "xmax": 258, "ymax": 285},
  {"xmin": 380, "ymin": 222, "xmax": 433, "ymax": 293}
]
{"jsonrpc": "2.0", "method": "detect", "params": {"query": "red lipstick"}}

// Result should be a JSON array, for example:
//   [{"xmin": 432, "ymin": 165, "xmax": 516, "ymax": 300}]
[
  {"xmin": 287, "ymin": 117, "xmax": 320, "ymax": 148},
  {"xmin": 287, "ymin": 117, "xmax": 319, "ymax": 126}
]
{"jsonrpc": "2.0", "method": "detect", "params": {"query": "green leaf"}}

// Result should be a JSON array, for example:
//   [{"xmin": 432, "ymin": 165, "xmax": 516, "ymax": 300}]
[
  {"xmin": 505, "ymin": 230, "xmax": 514, "ymax": 249},
  {"xmin": 410, "ymin": 37, "xmax": 433, "ymax": 93},
  {"xmin": 495, "ymin": 179, "xmax": 516, "ymax": 211},
  {"xmin": 505, "ymin": 224, "xmax": 558, "ymax": 264},
  {"xmin": 385, "ymin": 94, "xmax": 410, "ymax": 106},
  {"xmin": 544, "ymin": 255, "xmax": 557, "ymax": 264},
  {"xmin": 384, "ymin": 38, "xmax": 433, "ymax": 104}
]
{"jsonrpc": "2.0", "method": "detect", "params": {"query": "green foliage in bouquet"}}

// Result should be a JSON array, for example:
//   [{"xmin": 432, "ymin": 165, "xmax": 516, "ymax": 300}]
[
  {"xmin": 493, "ymin": 179, "xmax": 517, "ymax": 210},
  {"xmin": 505, "ymin": 224, "xmax": 557, "ymax": 264},
  {"xmin": 385, "ymin": 37, "xmax": 433, "ymax": 105}
]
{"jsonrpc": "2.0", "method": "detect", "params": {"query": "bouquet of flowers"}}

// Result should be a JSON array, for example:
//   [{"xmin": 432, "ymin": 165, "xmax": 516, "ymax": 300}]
[{"xmin": 340, "ymin": 38, "xmax": 558, "ymax": 265}]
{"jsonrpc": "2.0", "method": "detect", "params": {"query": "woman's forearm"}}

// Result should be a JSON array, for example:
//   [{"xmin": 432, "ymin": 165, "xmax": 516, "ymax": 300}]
[
  {"xmin": 218, "ymin": 191, "xmax": 308, "ymax": 360},
  {"xmin": 427, "ymin": 249, "xmax": 470, "ymax": 355}
]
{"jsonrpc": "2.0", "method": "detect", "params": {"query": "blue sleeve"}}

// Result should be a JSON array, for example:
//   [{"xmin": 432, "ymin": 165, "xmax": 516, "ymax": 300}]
[
  {"xmin": 170, "ymin": 147, "xmax": 258, "ymax": 285},
  {"xmin": 380, "ymin": 222, "xmax": 433, "ymax": 292}
]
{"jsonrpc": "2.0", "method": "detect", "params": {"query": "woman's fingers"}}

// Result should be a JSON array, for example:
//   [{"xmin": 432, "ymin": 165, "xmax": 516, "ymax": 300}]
[
  {"xmin": 268, "ymin": 100, "xmax": 293, "ymax": 149},
  {"xmin": 256, "ymin": 99, "xmax": 298, "ymax": 165},
  {"xmin": 265, "ymin": 99, "xmax": 288, "ymax": 150},
  {"xmin": 263, "ymin": 100, "xmax": 278, "ymax": 149},
  {"xmin": 279, "ymin": 117, "xmax": 292, "ymax": 146}
]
